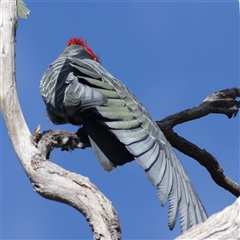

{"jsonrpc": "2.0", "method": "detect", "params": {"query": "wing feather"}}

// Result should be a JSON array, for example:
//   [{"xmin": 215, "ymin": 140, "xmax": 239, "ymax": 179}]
[
  {"xmin": 65, "ymin": 57, "xmax": 208, "ymax": 233},
  {"xmin": 167, "ymin": 169, "xmax": 180, "ymax": 230}
]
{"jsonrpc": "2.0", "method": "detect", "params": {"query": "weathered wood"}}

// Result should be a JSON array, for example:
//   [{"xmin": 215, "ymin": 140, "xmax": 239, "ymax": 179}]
[
  {"xmin": 1, "ymin": 1, "xmax": 239, "ymax": 239},
  {"xmin": 0, "ymin": 1, "xmax": 121, "ymax": 239},
  {"xmin": 176, "ymin": 197, "xmax": 240, "ymax": 239},
  {"xmin": 157, "ymin": 88, "xmax": 240, "ymax": 197},
  {"xmin": 31, "ymin": 87, "xmax": 240, "ymax": 198}
]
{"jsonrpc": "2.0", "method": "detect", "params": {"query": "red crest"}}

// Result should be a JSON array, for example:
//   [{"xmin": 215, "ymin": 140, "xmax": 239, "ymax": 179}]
[{"xmin": 67, "ymin": 37, "xmax": 100, "ymax": 63}]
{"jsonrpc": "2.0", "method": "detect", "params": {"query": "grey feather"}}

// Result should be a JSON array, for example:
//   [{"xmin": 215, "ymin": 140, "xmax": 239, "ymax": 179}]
[
  {"xmin": 40, "ymin": 44, "xmax": 208, "ymax": 233},
  {"xmin": 167, "ymin": 169, "xmax": 180, "ymax": 230}
]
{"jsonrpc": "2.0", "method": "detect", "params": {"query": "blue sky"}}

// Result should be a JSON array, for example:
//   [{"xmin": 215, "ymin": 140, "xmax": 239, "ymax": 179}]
[{"xmin": 1, "ymin": 1, "xmax": 239, "ymax": 239}]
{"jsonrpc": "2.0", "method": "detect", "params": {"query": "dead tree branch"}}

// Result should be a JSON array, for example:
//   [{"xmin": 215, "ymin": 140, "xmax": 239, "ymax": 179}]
[
  {"xmin": 176, "ymin": 197, "xmax": 240, "ymax": 239},
  {"xmin": 157, "ymin": 88, "xmax": 240, "ymax": 197},
  {"xmin": 32, "ymin": 88, "xmax": 240, "ymax": 198},
  {"xmin": 0, "ymin": 2, "xmax": 120, "ymax": 239},
  {"xmin": 1, "ymin": 1, "xmax": 239, "ymax": 239}
]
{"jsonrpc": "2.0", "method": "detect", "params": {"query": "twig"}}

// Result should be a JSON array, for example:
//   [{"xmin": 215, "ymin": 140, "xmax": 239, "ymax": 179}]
[
  {"xmin": 33, "ymin": 88, "xmax": 240, "ymax": 197},
  {"xmin": 157, "ymin": 87, "xmax": 240, "ymax": 197}
]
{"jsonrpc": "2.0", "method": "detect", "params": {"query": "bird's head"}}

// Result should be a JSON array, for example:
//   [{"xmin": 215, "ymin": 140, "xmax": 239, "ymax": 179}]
[{"xmin": 66, "ymin": 37, "xmax": 100, "ymax": 63}]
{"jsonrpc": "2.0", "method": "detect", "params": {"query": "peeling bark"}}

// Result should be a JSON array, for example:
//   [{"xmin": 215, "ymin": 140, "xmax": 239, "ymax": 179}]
[
  {"xmin": 176, "ymin": 197, "xmax": 240, "ymax": 239},
  {"xmin": 0, "ymin": 1, "xmax": 239, "ymax": 240}
]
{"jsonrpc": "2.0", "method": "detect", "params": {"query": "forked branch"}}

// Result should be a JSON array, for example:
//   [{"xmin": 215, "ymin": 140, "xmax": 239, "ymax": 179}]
[
  {"xmin": 0, "ymin": 2, "xmax": 120, "ymax": 239},
  {"xmin": 157, "ymin": 87, "xmax": 240, "ymax": 197},
  {"xmin": 32, "ymin": 88, "xmax": 240, "ymax": 197},
  {"xmin": 1, "ymin": 1, "xmax": 239, "ymax": 240}
]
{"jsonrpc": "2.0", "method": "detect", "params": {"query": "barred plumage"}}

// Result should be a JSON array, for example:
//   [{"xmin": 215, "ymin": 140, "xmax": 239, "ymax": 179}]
[{"xmin": 40, "ymin": 40, "xmax": 207, "ymax": 233}]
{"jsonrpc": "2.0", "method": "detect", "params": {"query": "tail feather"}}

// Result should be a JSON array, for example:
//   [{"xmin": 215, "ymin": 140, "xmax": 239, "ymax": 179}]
[
  {"xmin": 66, "ymin": 55, "xmax": 208, "ymax": 233},
  {"xmin": 167, "ymin": 169, "xmax": 180, "ymax": 230}
]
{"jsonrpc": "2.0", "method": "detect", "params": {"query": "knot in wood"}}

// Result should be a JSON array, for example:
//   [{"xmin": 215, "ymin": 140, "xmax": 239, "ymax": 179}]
[{"xmin": 31, "ymin": 154, "xmax": 43, "ymax": 170}]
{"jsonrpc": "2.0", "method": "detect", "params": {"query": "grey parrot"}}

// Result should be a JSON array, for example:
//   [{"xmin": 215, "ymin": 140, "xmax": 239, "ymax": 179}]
[{"xmin": 40, "ymin": 37, "xmax": 207, "ymax": 233}]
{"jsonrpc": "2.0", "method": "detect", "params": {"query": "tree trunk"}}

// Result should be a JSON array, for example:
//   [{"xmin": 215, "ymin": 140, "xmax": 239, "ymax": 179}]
[
  {"xmin": 0, "ymin": 1, "xmax": 121, "ymax": 239},
  {"xmin": 0, "ymin": 1, "xmax": 239, "ymax": 239}
]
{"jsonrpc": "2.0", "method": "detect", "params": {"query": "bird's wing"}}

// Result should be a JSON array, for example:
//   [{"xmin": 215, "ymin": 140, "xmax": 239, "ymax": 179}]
[
  {"xmin": 40, "ymin": 57, "xmax": 108, "ymax": 119},
  {"xmin": 69, "ymin": 57, "xmax": 208, "ymax": 233}
]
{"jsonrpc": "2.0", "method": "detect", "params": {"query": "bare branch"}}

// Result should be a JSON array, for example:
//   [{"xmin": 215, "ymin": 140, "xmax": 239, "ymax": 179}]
[
  {"xmin": 30, "ymin": 160, "xmax": 121, "ymax": 240},
  {"xmin": 176, "ymin": 197, "xmax": 240, "ymax": 239},
  {"xmin": 1, "ymin": 1, "xmax": 239, "ymax": 239},
  {"xmin": 0, "ymin": 2, "xmax": 121, "ymax": 239},
  {"xmin": 159, "ymin": 88, "xmax": 240, "ymax": 126},
  {"xmin": 31, "ymin": 88, "xmax": 240, "ymax": 198},
  {"xmin": 157, "ymin": 87, "xmax": 240, "ymax": 197},
  {"xmin": 31, "ymin": 126, "xmax": 91, "ymax": 159}
]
